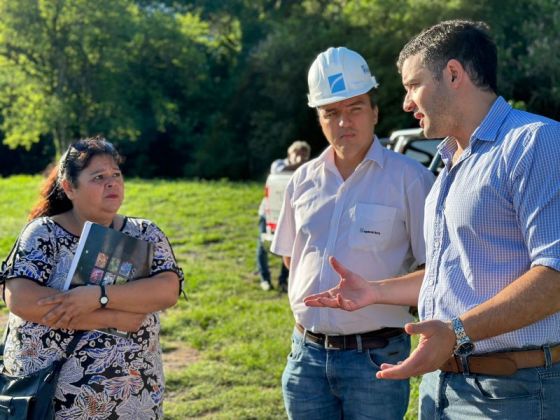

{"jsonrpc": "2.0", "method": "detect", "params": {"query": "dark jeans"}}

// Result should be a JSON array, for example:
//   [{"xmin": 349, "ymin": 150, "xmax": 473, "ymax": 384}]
[{"xmin": 257, "ymin": 215, "xmax": 289, "ymax": 285}]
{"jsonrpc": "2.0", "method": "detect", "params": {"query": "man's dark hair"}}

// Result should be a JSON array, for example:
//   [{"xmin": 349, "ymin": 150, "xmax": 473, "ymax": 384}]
[
  {"xmin": 367, "ymin": 88, "xmax": 378, "ymax": 108},
  {"xmin": 397, "ymin": 20, "xmax": 497, "ymax": 93}
]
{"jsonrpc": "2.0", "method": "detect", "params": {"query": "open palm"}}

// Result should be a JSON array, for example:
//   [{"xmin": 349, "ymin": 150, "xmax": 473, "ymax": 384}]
[{"xmin": 303, "ymin": 256, "xmax": 378, "ymax": 311}]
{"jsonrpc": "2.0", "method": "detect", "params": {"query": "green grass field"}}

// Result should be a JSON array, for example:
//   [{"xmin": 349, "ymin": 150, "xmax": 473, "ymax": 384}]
[{"xmin": 0, "ymin": 175, "xmax": 420, "ymax": 419}]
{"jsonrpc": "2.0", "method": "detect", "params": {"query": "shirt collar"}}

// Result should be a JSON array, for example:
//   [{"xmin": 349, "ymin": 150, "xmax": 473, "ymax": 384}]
[
  {"xmin": 437, "ymin": 96, "xmax": 511, "ymax": 164},
  {"xmin": 470, "ymin": 96, "xmax": 511, "ymax": 143},
  {"xmin": 364, "ymin": 136, "xmax": 385, "ymax": 169},
  {"xmin": 437, "ymin": 136, "xmax": 457, "ymax": 165},
  {"xmin": 322, "ymin": 136, "xmax": 384, "ymax": 175}
]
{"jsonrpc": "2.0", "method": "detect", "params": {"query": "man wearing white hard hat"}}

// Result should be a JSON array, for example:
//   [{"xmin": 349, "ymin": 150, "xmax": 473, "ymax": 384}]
[{"xmin": 271, "ymin": 47, "xmax": 434, "ymax": 419}]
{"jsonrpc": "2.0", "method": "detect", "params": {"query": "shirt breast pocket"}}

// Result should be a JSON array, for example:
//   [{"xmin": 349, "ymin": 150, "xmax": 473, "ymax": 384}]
[{"xmin": 349, "ymin": 203, "xmax": 397, "ymax": 251}]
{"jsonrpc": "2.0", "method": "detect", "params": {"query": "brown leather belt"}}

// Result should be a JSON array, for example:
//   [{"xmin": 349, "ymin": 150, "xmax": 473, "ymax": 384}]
[
  {"xmin": 295, "ymin": 323, "xmax": 404, "ymax": 350},
  {"xmin": 440, "ymin": 344, "xmax": 560, "ymax": 376}
]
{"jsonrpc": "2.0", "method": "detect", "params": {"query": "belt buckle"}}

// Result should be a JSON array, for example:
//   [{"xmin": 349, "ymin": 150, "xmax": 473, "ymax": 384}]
[{"xmin": 324, "ymin": 334, "xmax": 343, "ymax": 350}]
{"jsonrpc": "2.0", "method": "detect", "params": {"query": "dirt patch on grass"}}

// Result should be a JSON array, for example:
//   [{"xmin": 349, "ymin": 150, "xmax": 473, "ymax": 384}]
[{"xmin": 163, "ymin": 341, "xmax": 201, "ymax": 373}]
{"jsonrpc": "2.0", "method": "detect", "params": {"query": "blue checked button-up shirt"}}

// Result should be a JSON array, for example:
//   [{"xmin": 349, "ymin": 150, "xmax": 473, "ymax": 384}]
[{"xmin": 419, "ymin": 96, "xmax": 560, "ymax": 353}]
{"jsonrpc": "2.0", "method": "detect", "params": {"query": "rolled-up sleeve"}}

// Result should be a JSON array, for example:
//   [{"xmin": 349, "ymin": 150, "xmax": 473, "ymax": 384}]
[{"xmin": 511, "ymin": 123, "xmax": 560, "ymax": 272}]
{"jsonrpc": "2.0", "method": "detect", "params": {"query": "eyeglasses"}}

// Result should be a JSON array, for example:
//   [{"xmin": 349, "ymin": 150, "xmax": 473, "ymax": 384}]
[
  {"xmin": 68, "ymin": 139, "xmax": 115, "ymax": 154},
  {"xmin": 61, "ymin": 139, "xmax": 116, "ymax": 170}
]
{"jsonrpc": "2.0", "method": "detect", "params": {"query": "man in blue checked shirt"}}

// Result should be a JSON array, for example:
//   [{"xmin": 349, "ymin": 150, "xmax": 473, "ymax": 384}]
[{"xmin": 305, "ymin": 20, "xmax": 560, "ymax": 419}]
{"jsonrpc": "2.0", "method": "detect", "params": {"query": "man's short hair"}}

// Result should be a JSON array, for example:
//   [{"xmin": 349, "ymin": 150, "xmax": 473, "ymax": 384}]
[
  {"xmin": 288, "ymin": 140, "xmax": 311, "ymax": 154},
  {"xmin": 397, "ymin": 20, "xmax": 497, "ymax": 93}
]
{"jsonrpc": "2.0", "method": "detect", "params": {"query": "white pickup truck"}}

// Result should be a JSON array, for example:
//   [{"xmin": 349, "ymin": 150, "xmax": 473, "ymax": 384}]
[
  {"xmin": 387, "ymin": 128, "xmax": 443, "ymax": 173},
  {"xmin": 261, "ymin": 171, "xmax": 293, "ymax": 243}
]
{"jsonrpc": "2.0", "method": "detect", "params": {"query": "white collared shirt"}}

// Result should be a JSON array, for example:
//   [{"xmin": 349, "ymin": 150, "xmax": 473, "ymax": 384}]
[{"xmin": 271, "ymin": 138, "xmax": 434, "ymax": 334}]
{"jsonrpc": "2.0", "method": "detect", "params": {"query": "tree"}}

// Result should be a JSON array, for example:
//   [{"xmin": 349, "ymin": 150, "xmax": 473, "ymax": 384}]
[
  {"xmin": 0, "ymin": 0, "xmax": 135, "ymax": 155},
  {"xmin": 0, "ymin": 0, "xmax": 212, "ymax": 163},
  {"xmin": 1, "ymin": 0, "xmax": 558, "ymax": 178},
  {"xmin": 496, "ymin": 0, "xmax": 560, "ymax": 118}
]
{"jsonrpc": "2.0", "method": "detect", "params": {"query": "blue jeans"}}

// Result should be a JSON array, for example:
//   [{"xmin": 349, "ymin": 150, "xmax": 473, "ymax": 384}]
[
  {"xmin": 282, "ymin": 327, "xmax": 410, "ymax": 420},
  {"xmin": 257, "ymin": 215, "xmax": 288, "ymax": 284},
  {"xmin": 419, "ymin": 352, "xmax": 560, "ymax": 419}
]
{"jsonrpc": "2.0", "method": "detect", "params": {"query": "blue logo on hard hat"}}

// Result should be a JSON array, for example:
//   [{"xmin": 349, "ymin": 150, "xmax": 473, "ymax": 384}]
[{"xmin": 328, "ymin": 73, "xmax": 346, "ymax": 94}]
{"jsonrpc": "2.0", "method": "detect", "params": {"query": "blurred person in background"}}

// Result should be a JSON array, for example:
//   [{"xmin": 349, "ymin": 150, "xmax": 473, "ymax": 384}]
[{"xmin": 257, "ymin": 140, "xmax": 311, "ymax": 292}]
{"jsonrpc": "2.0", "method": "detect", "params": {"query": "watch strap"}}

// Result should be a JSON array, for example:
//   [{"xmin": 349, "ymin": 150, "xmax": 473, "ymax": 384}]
[
  {"xmin": 451, "ymin": 317, "xmax": 474, "ymax": 356},
  {"xmin": 99, "ymin": 283, "xmax": 109, "ymax": 308}
]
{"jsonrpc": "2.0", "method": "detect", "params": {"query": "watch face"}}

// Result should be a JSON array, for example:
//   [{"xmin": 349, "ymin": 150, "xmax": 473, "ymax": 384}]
[
  {"xmin": 100, "ymin": 296, "xmax": 109, "ymax": 305},
  {"xmin": 455, "ymin": 342, "xmax": 475, "ymax": 356}
]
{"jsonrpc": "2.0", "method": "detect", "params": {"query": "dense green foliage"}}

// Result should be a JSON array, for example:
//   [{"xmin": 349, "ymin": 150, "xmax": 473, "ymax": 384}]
[
  {"xmin": 0, "ymin": 0, "xmax": 558, "ymax": 179},
  {"xmin": 0, "ymin": 176, "xmax": 422, "ymax": 418}
]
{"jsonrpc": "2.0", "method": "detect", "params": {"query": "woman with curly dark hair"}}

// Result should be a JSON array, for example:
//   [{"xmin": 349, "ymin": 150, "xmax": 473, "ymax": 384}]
[{"xmin": 2, "ymin": 137, "xmax": 183, "ymax": 418}]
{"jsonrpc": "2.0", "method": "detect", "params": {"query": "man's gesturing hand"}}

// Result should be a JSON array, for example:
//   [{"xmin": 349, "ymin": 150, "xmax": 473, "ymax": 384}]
[
  {"xmin": 376, "ymin": 320, "xmax": 456, "ymax": 380},
  {"xmin": 303, "ymin": 256, "xmax": 379, "ymax": 311}
]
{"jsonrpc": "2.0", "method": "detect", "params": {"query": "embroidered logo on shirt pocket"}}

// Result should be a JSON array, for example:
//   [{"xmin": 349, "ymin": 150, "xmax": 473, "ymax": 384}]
[{"xmin": 349, "ymin": 203, "xmax": 397, "ymax": 251}]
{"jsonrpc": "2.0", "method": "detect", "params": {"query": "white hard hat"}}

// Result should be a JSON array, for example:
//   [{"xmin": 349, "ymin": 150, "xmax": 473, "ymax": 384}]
[{"xmin": 307, "ymin": 47, "xmax": 379, "ymax": 108}]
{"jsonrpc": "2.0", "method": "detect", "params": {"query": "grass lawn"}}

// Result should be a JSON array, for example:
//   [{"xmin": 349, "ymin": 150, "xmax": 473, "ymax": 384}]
[{"xmin": 0, "ymin": 175, "xmax": 420, "ymax": 419}]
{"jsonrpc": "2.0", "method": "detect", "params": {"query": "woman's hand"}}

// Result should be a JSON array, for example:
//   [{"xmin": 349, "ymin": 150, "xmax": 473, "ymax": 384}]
[
  {"xmin": 37, "ymin": 285, "xmax": 102, "ymax": 329},
  {"xmin": 68, "ymin": 310, "xmax": 147, "ymax": 332},
  {"xmin": 303, "ymin": 256, "xmax": 380, "ymax": 311},
  {"xmin": 107, "ymin": 311, "xmax": 147, "ymax": 332}
]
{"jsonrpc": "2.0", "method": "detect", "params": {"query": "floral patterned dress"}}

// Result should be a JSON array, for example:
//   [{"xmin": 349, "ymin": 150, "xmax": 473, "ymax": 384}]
[{"xmin": 2, "ymin": 216, "xmax": 183, "ymax": 420}]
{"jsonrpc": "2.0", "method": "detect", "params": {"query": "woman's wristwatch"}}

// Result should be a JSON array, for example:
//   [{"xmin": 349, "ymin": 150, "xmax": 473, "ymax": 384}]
[{"xmin": 99, "ymin": 284, "xmax": 109, "ymax": 308}]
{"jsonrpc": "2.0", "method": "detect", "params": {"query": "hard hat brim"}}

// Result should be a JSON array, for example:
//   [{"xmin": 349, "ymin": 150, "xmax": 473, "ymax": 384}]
[{"xmin": 307, "ymin": 78, "xmax": 378, "ymax": 108}]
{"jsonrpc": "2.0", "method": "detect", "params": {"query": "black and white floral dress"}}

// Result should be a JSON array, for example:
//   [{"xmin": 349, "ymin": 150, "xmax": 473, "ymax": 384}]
[{"xmin": 2, "ymin": 216, "xmax": 183, "ymax": 420}]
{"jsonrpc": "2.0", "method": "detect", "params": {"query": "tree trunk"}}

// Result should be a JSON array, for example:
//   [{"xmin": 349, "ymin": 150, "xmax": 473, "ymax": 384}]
[{"xmin": 53, "ymin": 126, "xmax": 70, "ymax": 159}]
